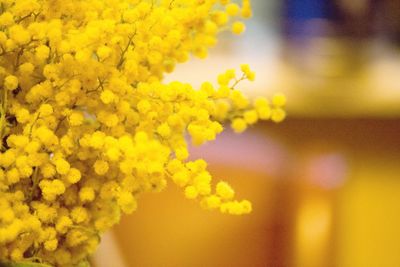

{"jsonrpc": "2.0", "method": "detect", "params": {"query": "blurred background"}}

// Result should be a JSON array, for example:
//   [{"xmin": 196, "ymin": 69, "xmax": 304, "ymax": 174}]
[{"xmin": 95, "ymin": 1, "xmax": 400, "ymax": 266}]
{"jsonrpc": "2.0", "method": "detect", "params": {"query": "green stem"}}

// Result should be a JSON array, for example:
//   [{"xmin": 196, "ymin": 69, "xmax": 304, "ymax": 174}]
[{"xmin": 0, "ymin": 260, "xmax": 53, "ymax": 267}]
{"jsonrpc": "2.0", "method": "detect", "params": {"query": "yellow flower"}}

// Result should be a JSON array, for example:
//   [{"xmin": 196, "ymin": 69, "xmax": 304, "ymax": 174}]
[
  {"xmin": 272, "ymin": 93, "xmax": 287, "ymax": 107},
  {"xmin": 216, "ymin": 181, "xmax": 235, "ymax": 200},
  {"xmin": 172, "ymin": 170, "xmax": 190, "ymax": 187},
  {"xmin": 35, "ymin": 45, "xmax": 50, "ymax": 60},
  {"xmin": 55, "ymin": 158, "xmax": 70, "ymax": 175},
  {"xmin": 4, "ymin": 75, "xmax": 19, "ymax": 91},
  {"xmin": 8, "ymin": 24, "xmax": 30, "ymax": 45},
  {"xmin": 157, "ymin": 123, "xmax": 171, "ymax": 138},
  {"xmin": 90, "ymin": 131, "xmax": 106, "ymax": 149},
  {"xmin": 94, "ymin": 160, "xmax": 109, "ymax": 175},
  {"xmin": 39, "ymin": 104, "xmax": 54, "ymax": 117},
  {"xmin": 231, "ymin": 118, "xmax": 247, "ymax": 133},
  {"xmin": 69, "ymin": 111, "xmax": 84, "ymax": 126},
  {"xmin": 100, "ymin": 90, "xmax": 115, "ymax": 104},
  {"xmin": 271, "ymin": 108, "xmax": 286, "ymax": 123},
  {"xmin": 44, "ymin": 239, "xmax": 58, "ymax": 251},
  {"xmin": 202, "ymin": 195, "xmax": 221, "ymax": 209},
  {"xmin": 231, "ymin": 21, "xmax": 246, "ymax": 35},
  {"xmin": 66, "ymin": 168, "xmax": 82, "ymax": 184},
  {"xmin": 106, "ymin": 147, "xmax": 120, "ymax": 161},
  {"xmin": 56, "ymin": 216, "xmax": 73, "ymax": 234},
  {"xmin": 244, "ymin": 110, "xmax": 258, "ymax": 124},
  {"xmin": 15, "ymin": 108, "xmax": 30, "ymax": 123},
  {"xmin": 97, "ymin": 45, "xmax": 112, "ymax": 60},
  {"xmin": 19, "ymin": 62, "xmax": 34, "ymax": 74},
  {"xmin": 117, "ymin": 191, "xmax": 137, "ymax": 214},
  {"xmin": 41, "ymin": 163, "xmax": 56, "ymax": 178},
  {"xmin": 137, "ymin": 99, "xmax": 151, "ymax": 114},
  {"xmin": 0, "ymin": 12, "xmax": 14, "ymax": 27},
  {"xmin": 0, "ymin": 0, "xmax": 286, "ymax": 264},
  {"xmin": 71, "ymin": 207, "xmax": 88, "ymax": 223},
  {"xmin": 184, "ymin": 186, "xmax": 198, "ymax": 199},
  {"xmin": 79, "ymin": 187, "xmax": 95, "ymax": 203},
  {"xmin": 6, "ymin": 168, "xmax": 20, "ymax": 184},
  {"xmin": 226, "ymin": 3, "xmax": 240, "ymax": 16}
]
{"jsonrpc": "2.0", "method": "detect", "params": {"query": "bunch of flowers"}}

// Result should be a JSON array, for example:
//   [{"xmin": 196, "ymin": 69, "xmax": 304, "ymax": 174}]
[{"xmin": 0, "ymin": 0, "xmax": 285, "ymax": 266}]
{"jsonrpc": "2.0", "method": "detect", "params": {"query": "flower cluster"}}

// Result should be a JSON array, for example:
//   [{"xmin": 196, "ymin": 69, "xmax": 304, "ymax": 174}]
[{"xmin": 0, "ymin": 0, "xmax": 285, "ymax": 266}]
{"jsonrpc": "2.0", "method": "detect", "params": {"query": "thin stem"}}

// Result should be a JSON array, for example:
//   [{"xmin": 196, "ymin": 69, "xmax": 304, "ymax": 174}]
[
  {"xmin": 117, "ymin": 33, "xmax": 136, "ymax": 69},
  {"xmin": 0, "ymin": 87, "xmax": 8, "ymax": 151},
  {"xmin": 230, "ymin": 73, "xmax": 246, "ymax": 90}
]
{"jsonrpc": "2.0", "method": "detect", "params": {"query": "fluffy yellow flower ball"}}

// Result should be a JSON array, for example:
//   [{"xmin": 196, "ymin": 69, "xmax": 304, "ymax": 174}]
[
  {"xmin": 232, "ymin": 21, "xmax": 246, "ymax": 35},
  {"xmin": 4, "ymin": 75, "xmax": 18, "ymax": 91}
]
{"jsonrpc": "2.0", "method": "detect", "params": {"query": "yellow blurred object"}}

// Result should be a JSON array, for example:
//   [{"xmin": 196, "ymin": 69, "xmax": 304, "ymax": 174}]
[
  {"xmin": 296, "ymin": 195, "xmax": 333, "ymax": 267},
  {"xmin": 338, "ymin": 160, "xmax": 400, "ymax": 267}
]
